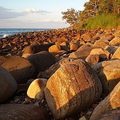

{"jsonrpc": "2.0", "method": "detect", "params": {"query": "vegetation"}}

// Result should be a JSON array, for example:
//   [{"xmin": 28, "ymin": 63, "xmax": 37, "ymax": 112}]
[
  {"xmin": 84, "ymin": 14, "xmax": 120, "ymax": 29},
  {"xmin": 62, "ymin": 8, "xmax": 81, "ymax": 26},
  {"xmin": 62, "ymin": 0, "xmax": 120, "ymax": 29}
]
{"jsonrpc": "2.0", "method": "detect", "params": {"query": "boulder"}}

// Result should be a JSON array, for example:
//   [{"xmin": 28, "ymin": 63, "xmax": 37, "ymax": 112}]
[
  {"xmin": 109, "ymin": 37, "xmax": 120, "ymax": 46},
  {"xmin": 48, "ymin": 44, "xmax": 61, "ymax": 54},
  {"xmin": 22, "ymin": 45, "xmax": 33, "ymax": 58},
  {"xmin": 101, "ymin": 34, "xmax": 114, "ymax": 41},
  {"xmin": 22, "ymin": 43, "xmax": 53, "ymax": 58},
  {"xmin": 114, "ymin": 31, "xmax": 120, "ymax": 37},
  {"xmin": 85, "ymin": 54, "xmax": 100, "ymax": 65},
  {"xmin": 27, "ymin": 78, "xmax": 47, "ymax": 100},
  {"xmin": 81, "ymin": 32, "xmax": 92, "ymax": 42},
  {"xmin": 44, "ymin": 58, "xmax": 102, "ymax": 119},
  {"xmin": 74, "ymin": 33, "xmax": 81, "ymax": 41},
  {"xmin": 69, "ymin": 44, "xmax": 93, "ymax": 59},
  {"xmin": 79, "ymin": 116, "xmax": 87, "ymax": 120},
  {"xmin": 60, "ymin": 42, "xmax": 69, "ymax": 51},
  {"xmin": 112, "ymin": 47, "xmax": 120, "ymax": 59},
  {"xmin": 0, "ymin": 104, "xmax": 49, "ymax": 120},
  {"xmin": 0, "ymin": 56, "xmax": 7, "ymax": 65},
  {"xmin": 28, "ymin": 51, "xmax": 56, "ymax": 73},
  {"xmin": 93, "ymin": 40, "xmax": 109, "ymax": 49},
  {"xmin": 99, "ymin": 109, "xmax": 120, "ymax": 120},
  {"xmin": 90, "ymin": 82, "xmax": 120, "ymax": 120},
  {"xmin": 89, "ymin": 48, "xmax": 110, "ymax": 60},
  {"xmin": 0, "ymin": 67, "xmax": 17, "ymax": 103},
  {"xmin": 58, "ymin": 36, "xmax": 67, "ymax": 43},
  {"xmin": 69, "ymin": 42, "xmax": 79, "ymax": 51},
  {"xmin": 37, "ymin": 61, "xmax": 60, "ymax": 79},
  {"xmin": 105, "ymin": 46, "xmax": 118, "ymax": 55},
  {"xmin": 1, "ymin": 56, "xmax": 35, "ymax": 84},
  {"xmin": 93, "ymin": 59, "xmax": 120, "ymax": 93}
]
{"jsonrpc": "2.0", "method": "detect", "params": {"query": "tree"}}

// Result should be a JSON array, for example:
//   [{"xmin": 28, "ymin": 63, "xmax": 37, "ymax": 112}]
[{"xmin": 62, "ymin": 8, "xmax": 80, "ymax": 26}]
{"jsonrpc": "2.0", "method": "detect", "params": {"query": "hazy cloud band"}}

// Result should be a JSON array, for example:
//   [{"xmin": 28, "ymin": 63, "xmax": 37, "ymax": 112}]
[{"xmin": 0, "ymin": 6, "xmax": 50, "ymax": 19}]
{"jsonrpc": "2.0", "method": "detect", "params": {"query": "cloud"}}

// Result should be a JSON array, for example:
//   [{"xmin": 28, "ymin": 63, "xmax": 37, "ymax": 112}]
[
  {"xmin": 0, "ymin": 6, "xmax": 26, "ymax": 19},
  {"xmin": 0, "ymin": 19, "xmax": 69, "ymax": 28},
  {"xmin": 0, "ymin": 6, "xmax": 49, "ymax": 19},
  {"xmin": 25, "ymin": 8, "xmax": 50, "ymax": 14}
]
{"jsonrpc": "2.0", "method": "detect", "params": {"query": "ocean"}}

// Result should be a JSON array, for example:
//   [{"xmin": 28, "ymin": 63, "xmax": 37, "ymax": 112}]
[{"xmin": 0, "ymin": 28, "xmax": 48, "ymax": 38}]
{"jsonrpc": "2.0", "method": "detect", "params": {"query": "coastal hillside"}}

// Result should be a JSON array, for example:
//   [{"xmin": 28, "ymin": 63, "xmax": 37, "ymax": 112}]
[
  {"xmin": 0, "ymin": 0, "xmax": 120, "ymax": 120},
  {"xmin": 62, "ymin": 0, "xmax": 120, "ymax": 29}
]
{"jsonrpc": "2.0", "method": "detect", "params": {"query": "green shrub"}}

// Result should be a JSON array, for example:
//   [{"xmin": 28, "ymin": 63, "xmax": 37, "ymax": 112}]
[{"xmin": 83, "ymin": 14, "xmax": 120, "ymax": 29}]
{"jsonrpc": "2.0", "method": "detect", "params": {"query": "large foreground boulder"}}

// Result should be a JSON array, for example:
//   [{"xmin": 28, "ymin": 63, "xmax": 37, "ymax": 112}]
[
  {"xmin": 90, "ymin": 81, "xmax": 120, "ymax": 120},
  {"xmin": 44, "ymin": 58, "xmax": 102, "ymax": 119},
  {"xmin": 1, "ymin": 56, "xmax": 35, "ymax": 83},
  {"xmin": 28, "ymin": 51, "xmax": 56, "ymax": 73},
  {"xmin": 93, "ymin": 59, "xmax": 120, "ymax": 93},
  {"xmin": 0, "ymin": 67, "xmax": 17, "ymax": 103},
  {"xmin": 0, "ymin": 104, "xmax": 49, "ymax": 120}
]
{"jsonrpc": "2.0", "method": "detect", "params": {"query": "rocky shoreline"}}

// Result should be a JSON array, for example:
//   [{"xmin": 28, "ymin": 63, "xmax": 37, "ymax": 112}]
[{"xmin": 0, "ymin": 27, "xmax": 120, "ymax": 120}]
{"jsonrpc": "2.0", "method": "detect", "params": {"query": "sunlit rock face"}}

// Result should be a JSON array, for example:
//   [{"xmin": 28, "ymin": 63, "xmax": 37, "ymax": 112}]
[
  {"xmin": 44, "ymin": 58, "xmax": 102, "ymax": 119},
  {"xmin": 93, "ymin": 59, "xmax": 120, "ymax": 93},
  {"xmin": 1, "ymin": 56, "xmax": 35, "ymax": 84},
  {"xmin": 90, "ymin": 81, "xmax": 120, "ymax": 120}
]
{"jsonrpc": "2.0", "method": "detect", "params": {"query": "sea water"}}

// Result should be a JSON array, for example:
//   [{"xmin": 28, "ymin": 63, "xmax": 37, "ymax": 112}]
[{"xmin": 0, "ymin": 28, "xmax": 48, "ymax": 38}]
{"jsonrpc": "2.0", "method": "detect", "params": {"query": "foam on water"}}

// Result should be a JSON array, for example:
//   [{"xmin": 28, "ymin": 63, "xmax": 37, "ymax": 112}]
[{"xmin": 3, "ymin": 34, "xmax": 9, "ymax": 38}]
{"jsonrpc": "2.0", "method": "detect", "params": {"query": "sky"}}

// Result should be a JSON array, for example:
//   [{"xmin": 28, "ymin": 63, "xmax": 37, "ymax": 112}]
[{"xmin": 0, "ymin": 0, "xmax": 88, "ymax": 28}]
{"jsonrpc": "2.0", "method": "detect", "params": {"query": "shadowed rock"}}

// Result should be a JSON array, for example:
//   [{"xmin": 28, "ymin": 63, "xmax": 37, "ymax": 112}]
[
  {"xmin": 28, "ymin": 51, "xmax": 56, "ymax": 74},
  {"xmin": 0, "ymin": 67, "xmax": 17, "ymax": 103},
  {"xmin": 105, "ymin": 46, "xmax": 118, "ymax": 55},
  {"xmin": 0, "ymin": 56, "xmax": 7, "ymax": 65},
  {"xmin": 37, "ymin": 61, "xmax": 60, "ymax": 79},
  {"xmin": 22, "ymin": 43, "xmax": 54, "ymax": 58},
  {"xmin": 0, "ymin": 104, "xmax": 49, "ymax": 120},
  {"xmin": 99, "ymin": 109, "xmax": 120, "ymax": 120}
]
